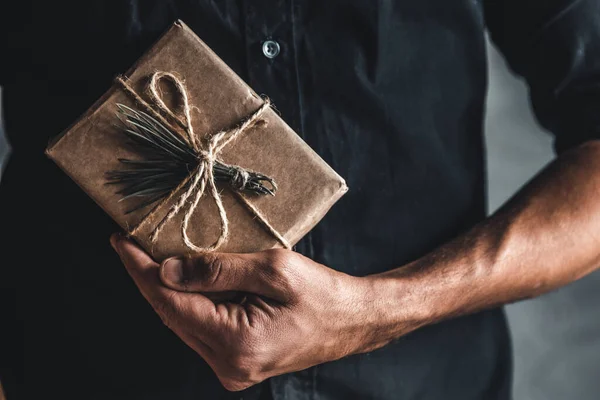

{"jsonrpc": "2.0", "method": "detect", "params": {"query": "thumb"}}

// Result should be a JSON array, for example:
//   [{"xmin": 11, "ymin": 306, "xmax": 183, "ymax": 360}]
[
  {"xmin": 160, "ymin": 251, "xmax": 286, "ymax": 301},
  {"xmin": 110, "ymin": 233, "xmax": 218, "ymax": 328}
]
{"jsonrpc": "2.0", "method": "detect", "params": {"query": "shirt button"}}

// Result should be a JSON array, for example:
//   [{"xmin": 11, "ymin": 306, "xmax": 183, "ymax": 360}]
[{"xmin": 262, "ymin": 40, "xmax": 281, "ymax": 59}]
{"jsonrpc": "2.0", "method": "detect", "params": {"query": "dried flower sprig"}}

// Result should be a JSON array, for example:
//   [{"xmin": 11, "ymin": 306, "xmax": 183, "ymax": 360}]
[{"xmin": 106, "ymin": 104, "xmax": 277, "ymax": 214}]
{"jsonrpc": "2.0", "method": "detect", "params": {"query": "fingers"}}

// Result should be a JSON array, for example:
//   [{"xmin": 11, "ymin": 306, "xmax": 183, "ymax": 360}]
[
  {"xmin": 110, "ymin": 233, "xmax": 217, "ymax": 329},
  {"xmin": 159, "ymin": 250, "xmax": 294, "ymax": 302},
  {"xmin": 110, "ymin": 233, "xmax": 170, "ymax": 304}
]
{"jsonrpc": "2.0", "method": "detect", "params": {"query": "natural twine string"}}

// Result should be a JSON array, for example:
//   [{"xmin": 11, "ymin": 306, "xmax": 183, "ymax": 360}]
[{"xmin": 115, "ymin": 72, "xmax": 292, "ymax": 252}]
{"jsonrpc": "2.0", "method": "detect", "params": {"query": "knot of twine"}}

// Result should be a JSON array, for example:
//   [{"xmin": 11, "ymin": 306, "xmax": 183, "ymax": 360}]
[
  {"xmin": 230, "ymin": 166, "xmax": 251, "ymax": 191},
  {"xmin": 115, "ymin": 71, "xmax": 291, "ymax": 252}
]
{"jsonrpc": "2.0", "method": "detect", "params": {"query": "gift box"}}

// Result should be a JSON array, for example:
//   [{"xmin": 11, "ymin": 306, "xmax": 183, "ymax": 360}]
[{"xmin": 46, "ymin": 20, "xmax": 348, "ymax": 261}]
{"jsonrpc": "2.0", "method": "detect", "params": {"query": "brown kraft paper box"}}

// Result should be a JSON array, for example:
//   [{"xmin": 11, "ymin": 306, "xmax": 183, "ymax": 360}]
[{"xmin": 45, "ymin": 20, "xmax": 348, "ymax": 261}]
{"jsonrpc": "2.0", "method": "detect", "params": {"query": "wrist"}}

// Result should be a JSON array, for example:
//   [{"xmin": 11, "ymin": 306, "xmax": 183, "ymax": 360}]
[
  {"xmin": 346, "ymin": 273, "xmax": 434, "ymax": 355},
  {"xmin": 376, "ymin": 272, "xmax": 435, "ymax": 325},
  {"xmin": 363, "ymin": 248, "xmax": 491, "ymax": 340}
]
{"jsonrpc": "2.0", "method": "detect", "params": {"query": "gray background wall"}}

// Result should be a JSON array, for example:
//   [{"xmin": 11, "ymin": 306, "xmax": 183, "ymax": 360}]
[{"xmin": 0, "ymin": 40, "xmax": 598, "ymax": 399}]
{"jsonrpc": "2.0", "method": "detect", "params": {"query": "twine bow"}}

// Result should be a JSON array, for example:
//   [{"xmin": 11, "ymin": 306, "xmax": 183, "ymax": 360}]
[{"xmin": 115, "ymin": 71, "xmax": 291, "ymax": 252}]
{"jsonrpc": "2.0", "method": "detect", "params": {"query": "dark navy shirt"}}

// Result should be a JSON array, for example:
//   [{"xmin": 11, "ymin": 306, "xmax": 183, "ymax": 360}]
[{"xmin": 1, "ymin": 1, "xmax": 600, "ymax": 399}]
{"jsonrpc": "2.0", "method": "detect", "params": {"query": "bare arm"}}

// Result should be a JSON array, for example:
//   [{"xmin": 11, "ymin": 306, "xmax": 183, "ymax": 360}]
[{"xmin": 368, "ymin": 141, "xmax": 600, "ymax": 346}]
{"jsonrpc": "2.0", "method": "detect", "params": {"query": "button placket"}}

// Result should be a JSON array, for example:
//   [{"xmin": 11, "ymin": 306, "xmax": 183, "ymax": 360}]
[{"xmin": 242, "ymin": 2, "xmax": 316, "ymax": 398}]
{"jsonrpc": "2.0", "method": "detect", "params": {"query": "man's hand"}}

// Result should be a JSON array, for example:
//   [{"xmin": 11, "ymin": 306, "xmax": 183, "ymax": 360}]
[
  {"xmin": 108, "ymin": 146, "xmax": 600, "ymax": 394},
  {"xmin": 110, "ymin": 234, "xmax": 409, "ymax": 391}
]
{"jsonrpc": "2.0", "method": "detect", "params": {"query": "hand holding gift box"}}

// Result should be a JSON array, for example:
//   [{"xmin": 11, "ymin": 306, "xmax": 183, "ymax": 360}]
[{"xmin": 45, "ymin": 21, "xmax": 381, "ymax": 392}]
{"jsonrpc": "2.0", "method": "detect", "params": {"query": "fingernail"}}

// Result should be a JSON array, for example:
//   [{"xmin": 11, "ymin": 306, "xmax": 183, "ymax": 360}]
[{"xmin": 161, "ymin": 258, "xmax": 189, "ymax": 287}]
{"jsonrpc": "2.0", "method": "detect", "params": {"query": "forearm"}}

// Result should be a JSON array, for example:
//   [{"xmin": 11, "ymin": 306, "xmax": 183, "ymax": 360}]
[{"xmin": 365, "ymin": 140, "xmax": 600, "ymax": 344}]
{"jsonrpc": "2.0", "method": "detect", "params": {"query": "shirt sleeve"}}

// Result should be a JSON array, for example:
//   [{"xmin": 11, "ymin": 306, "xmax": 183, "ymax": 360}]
[{"xmin": 484, "ymin": 0, "xmax": 600, "ymax": 154}]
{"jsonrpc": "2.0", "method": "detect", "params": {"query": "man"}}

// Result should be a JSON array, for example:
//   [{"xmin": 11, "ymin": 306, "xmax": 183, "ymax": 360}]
[{"xmin": 1, "ymin": 1, "xmax": 600, "ymax": 399}]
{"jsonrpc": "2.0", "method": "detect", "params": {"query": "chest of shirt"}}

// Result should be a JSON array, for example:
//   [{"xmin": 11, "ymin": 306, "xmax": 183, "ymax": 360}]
[
  {"xmin": 4, "ymin": 0, "xmax": 488, "ymax": 174},
  {"xmin": 9, "ymin": 0, "xmax": 485, "ymax": 99}
]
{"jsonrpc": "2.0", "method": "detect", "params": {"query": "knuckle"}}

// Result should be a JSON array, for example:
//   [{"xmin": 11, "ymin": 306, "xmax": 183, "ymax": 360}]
[
  {"xmin": 220, "ymin": 377, "xmax": 253, "ymax": 392},
  {"xmin": 262, "ymin": 249, "xmax": 301, "ymax": 287},
  {"xmin": 152, "ymin": 293, "xmax": 178, "ymax": 328},
  {"xmin": 219, "ymin": 338, "xmax": 266, "ymax": 391},
  {"xmin": 229, "ymin": 356, "xmax": 258, "ymax": 383},
  {"xmin": 264, "ymin": 248, "xmax": 290, "ymax": 265},
  {"xmin": 154, "ymin": 302, "xmax": 173, "ymax": 327},
  {"xmin": 262, "ymin": 249, "xmax": 289, "ymax": 274},
  {"xmin": 196, "ymin": 253, "xmax": 226, "ymax": 285}
]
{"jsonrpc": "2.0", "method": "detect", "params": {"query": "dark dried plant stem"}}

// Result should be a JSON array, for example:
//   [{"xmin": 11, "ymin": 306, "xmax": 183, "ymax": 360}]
[{"xmin": 106, "ymin": 104, "xmax": 277, "ymax": 214}]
